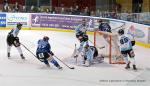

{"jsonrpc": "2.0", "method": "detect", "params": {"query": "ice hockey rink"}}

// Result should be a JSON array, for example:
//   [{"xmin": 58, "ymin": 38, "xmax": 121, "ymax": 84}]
[{"xmin": 0, "ymin": 30, "xmax": 150, "ymax": 86}]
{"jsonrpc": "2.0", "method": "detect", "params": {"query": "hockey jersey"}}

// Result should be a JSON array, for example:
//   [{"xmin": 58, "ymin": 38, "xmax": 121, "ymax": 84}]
[
  {"xmin": 75, "ymin": 24, "xmax": 89, "ymax": 34},
  {"xmin": 36, "ymin": 39, "xmax": 51, "ymax": 53},
  {"xmin": 9, "ymin": 28, "xmax": 20, "ymax": 37},
  {"xmin": 119, "ymin": 34, "xmax": 133, "ymax": 51},
  {"xmin": 99, "ymin": 22, "xmax": 111, "ymax": 32}
]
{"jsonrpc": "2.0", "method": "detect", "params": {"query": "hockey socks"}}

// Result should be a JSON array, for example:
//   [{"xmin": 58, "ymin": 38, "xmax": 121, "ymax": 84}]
[{"xmin": 51, "ymin": 59, "xmax": 62, "ymax": 69}]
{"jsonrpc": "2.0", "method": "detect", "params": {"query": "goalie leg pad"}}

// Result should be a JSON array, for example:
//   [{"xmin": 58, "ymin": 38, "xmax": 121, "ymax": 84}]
[{"xmin": 90, "ymin": 46, "xmax": 98, "ymax": 58}]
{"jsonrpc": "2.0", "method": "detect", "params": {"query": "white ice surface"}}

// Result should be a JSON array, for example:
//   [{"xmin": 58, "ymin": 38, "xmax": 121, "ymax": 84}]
[{"xmin": 0, "ymin": 30, "xmax": 150, "ymax": 86}]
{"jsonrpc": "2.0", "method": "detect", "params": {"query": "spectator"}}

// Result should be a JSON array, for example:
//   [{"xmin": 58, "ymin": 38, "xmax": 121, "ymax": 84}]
[
  {"xmin": 3, "ymin": 3, "xmax": 10, "ymax": 12},
  {"xmin": 22, "ymin": 5, "xmax": 26, "ymax": 12},
  {"xmin": 50, "ymin": 7, "xmax": 56, "ymax": 14},
  {"xmin": 68, "ymin": 6, "xmax": 73, "ymax": 15},
  {"xmin": 37, "ymin": 6, "xmax": 42, "ymax": 12},
  {"xmin": 90, "ymin": 11, "xmax": 95, "ymax": 16},
  {"xmin": 30, "ymin": 5, "xmax": 38, "ymax": 13},
  {"xmin": 96, "ymin": 9, "xmax": 100, "ymax": 17},
  {"xmin": 82, "ymin": 7, "xmax": 90, "ymax": 16},
  {"xmin": 73, "ymin": 5, "xmax": 80, "ymax": 15},
  {"xmin": 13, "ymin": 2, "xmax": 20, "ymax": 12},
  {"xmin": 127, "ymin": 11, "xmax": 133, "ymax": 21},
  {"xmin": 60, "ymin": 7, "xmax": 65, "ymax": 14},
  {"xmin": 3, "ymin": 0, "xmax": 8, "ymax": 6},
  {"xmin": 45, "ymin": 8, "xmax": 50, "ymax": 13}
]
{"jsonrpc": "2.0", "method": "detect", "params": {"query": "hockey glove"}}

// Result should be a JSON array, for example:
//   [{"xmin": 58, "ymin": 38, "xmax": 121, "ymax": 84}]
[
  {"xmin": 13, "ymin": 37, "xmax": 20, "ymax": 47},
  {"xmin": 13, "ymin": 41, "xmax": 20, "ymax": 47},
  {"xmin": 50, "ymin": 51, "xmax": 54, "ymax": 56}
]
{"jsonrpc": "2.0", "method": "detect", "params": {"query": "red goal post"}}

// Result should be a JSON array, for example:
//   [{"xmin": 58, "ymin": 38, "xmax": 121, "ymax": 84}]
[{"xmin": 94, "ymin": 31, "xmax": 125, "ymax": 64}]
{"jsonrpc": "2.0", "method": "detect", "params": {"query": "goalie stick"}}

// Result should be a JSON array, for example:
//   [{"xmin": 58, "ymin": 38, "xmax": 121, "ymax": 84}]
[{"xmin": 88, "ymin": 39, "xmax": 105, "ymax": 49}]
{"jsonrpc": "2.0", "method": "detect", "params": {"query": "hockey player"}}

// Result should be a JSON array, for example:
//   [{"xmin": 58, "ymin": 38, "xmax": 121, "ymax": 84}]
[
  {"xmin": 98, "ymin": 19, "xmax": 111, "ymax": 33},
  {"xmin": 36, "ymin": 36, "xmax": 62, "ymax": 69},
  {"xmin": 97, "ymin": 19, "xmax": 121, "ymax": 58},
  {"xmin": 6, "ymin": 23, "xmax": 25, "ymax": 59},
  {"xmin": 118, "ymin": 29, "xmax": 137, "ymax": 70},
  {"xmin": 75, "ymin": 18, "xmax": 89, "ymax": 38},
  {"xmin": 74, "ymin": 34, "xmax": 96, "ymax": 67}
]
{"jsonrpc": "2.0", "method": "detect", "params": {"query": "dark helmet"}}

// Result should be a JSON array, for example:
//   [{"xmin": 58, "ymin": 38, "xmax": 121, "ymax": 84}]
[
  {"xmin": 43, "ymin": 36, "xmax": 49, "ymax": 41},
  {"xmin": 17, "ymin": 23, "xmax": 23, "ymax": 27},
  {"xmin": 118, "ymin": 29, "xmax": 124, "ymax": 35}
]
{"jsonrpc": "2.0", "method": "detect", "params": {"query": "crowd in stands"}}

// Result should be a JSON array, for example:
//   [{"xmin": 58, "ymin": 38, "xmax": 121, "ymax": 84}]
[{"xmin": 0, "ymin": 0, "xmax": 149, "ymax": 25}]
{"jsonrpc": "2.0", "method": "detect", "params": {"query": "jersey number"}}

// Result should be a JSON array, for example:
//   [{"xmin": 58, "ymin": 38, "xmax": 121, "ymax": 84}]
[{"xmin": 120, "ymin": 37, "xmax": 129, "ymax": 44}]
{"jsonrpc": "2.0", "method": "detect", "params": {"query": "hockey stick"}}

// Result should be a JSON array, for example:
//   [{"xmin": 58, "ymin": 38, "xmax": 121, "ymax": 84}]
[
  {"xmin": 88, "ymin": 39, "xmax": 105, "ymax": 49},
  {"xmin": 21, "ymin": 44, "xmax": 75, "ymax": 69},
  {"xmin": 53, "ymin": 55, "xmax": 75, "ymax": 69},
  {"xmin": 21, "ymin": 43, "xmax": 37, "ymax": 58},
  {"xmin": 75, "ymin": 44, "xmax": 77, "ymax": 64}
]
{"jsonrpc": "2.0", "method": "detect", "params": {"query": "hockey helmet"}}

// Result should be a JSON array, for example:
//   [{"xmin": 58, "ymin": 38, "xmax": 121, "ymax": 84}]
[
  {"xmin": 43, "ymin": 36, "xmax": 49, "ymax": 41},
  {"xmin": 118, "ymin": 29, "xmax": 124, "ymax": 35},
  {"xmin": 17, "ymin": 23, "xmax": 23, "ymax": 27}
]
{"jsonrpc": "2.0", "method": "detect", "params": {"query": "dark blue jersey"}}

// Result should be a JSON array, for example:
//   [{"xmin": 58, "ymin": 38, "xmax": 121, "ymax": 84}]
[
  {"xmin": 99, "ymin": 22, "xmax": 111, "ymax": 32},
  {"xmin": 36, "ymin": 39, "xmax": 51, "ymax": 54}
]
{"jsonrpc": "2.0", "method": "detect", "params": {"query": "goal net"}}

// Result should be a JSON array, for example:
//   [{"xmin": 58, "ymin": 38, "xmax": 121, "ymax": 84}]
[{"xmin": 94, "ymin": 31, "xmax": 125, "ymax": 64}]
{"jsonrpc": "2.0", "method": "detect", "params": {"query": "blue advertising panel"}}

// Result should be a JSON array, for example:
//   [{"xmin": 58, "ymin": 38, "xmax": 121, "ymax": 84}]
[{"xmin": 0, "ymin": 14, "xmax": 6, "ymax": 27}]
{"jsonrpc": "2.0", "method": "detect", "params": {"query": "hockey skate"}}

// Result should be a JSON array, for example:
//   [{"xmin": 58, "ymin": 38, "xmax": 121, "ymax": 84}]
[
  {"xmin": 133, "ymin": 65, "xmax": 137, "ymax": 70},
  {"xmin": 57, "ymin": 65, "xmax": 63, "ymax": 69},
  {"xmin": 125, "ymin": 63, "xmax": 130, "ymax": 69},
  {"xmin": 46, "ymin": 64, "xmax": 50, "ymax": 67},
  {"xmin": 20, "ymin": 54, "xmax": 25, "ymax": 59},
  {"xmin": 7, "ymin": 53, "xmax": 10, "ymax": 58},
  {"xmin": 85, "ymin": 60, "xmax": 90, "ymax": 67}
]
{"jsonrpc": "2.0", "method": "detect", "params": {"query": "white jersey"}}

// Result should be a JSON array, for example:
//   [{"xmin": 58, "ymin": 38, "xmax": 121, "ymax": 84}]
[
  {"xmin": 119, "ymin": 34, "xmax": 133, "ymax": 51},
  {"xmin": 75, "ymin": 23, "xmax": 93, "ymax": 34},
  {"xmin": 9, "ymin": 27, "xmax": 20, "ymax": 37},
  {"xmin": 75, "ymin": 24, "xmax": 89, "ymax": 34},
  {"xmin": 76, "ymin": 41, "xmax": 94, "ymax": 61}
]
